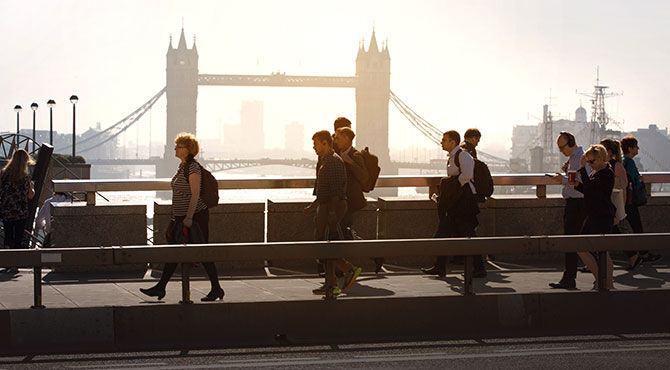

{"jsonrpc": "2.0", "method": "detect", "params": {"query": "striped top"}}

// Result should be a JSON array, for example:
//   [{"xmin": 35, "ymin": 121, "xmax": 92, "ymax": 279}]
[{"xmin": 171, "ymin": 160, "xmax": 207, "ymax": 217}]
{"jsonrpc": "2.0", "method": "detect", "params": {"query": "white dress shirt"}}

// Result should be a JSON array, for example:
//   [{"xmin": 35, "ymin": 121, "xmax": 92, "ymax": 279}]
[{"xmin": 447, "ymin": 146, "xmax": 476, "ymax": 194}]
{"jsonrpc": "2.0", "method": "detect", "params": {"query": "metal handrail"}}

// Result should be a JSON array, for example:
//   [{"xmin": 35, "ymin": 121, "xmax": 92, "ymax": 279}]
[
  {"xmin": 3, "ymin": 232, "xmax": 669, "ymax": 306},
  {"xmin": 53, "ymin": 172, "xmax": 670, "ymax": 192},
  {"xmin": 52, "ymin": 172, "xmax": 670, "ymax": 205}
]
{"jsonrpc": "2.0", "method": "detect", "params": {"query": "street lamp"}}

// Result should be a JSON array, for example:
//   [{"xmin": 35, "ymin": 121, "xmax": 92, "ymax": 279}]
[
  {"xmin": 30, "ymin": 102, "xmax": 38, "ymax": 152},
  {"xmin": 13, "ymin": 105, "xmax": 22, "ymax": 135},
  {"xmin": 47, "ymin": 99, "xmax": 56, "ymax": 145},
  {"xmin": 70, "ymin": 95, "xmax": 78, "ymax": 158}
]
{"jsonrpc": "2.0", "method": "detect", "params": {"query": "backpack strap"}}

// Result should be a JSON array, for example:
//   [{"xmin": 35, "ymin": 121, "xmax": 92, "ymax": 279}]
[
  {"xmin": 454, "ymin": 149, "xmax": 462, "ymax": 172},
  {"xmin": 182, "ymin": 158, "xmax": 201, "ymax": 183}
]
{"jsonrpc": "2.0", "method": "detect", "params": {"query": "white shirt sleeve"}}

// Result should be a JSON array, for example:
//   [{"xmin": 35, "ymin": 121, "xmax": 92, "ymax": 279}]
[{"xmin": 458, "ymin": 151, "xmax": 475, "ymax": 187}]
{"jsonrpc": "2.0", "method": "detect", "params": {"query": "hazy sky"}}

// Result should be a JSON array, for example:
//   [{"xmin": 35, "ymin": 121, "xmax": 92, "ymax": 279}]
[{"xmin": 2, "ymin": 0, "xmax": 669, "ymax": 158}]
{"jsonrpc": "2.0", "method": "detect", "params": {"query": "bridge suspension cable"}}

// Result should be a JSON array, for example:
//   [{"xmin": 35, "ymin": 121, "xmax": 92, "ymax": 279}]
[
  {"xmin": 389, "ymin": 90, "xmax": 510, "ymax": 166},
  {"xmin": 56, "ymin": 87, "xmax": 166, "ymax": 154}
]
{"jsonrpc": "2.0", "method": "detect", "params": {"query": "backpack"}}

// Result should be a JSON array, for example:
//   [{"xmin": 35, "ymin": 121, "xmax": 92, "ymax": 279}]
[
  {"xmin": 359, "ymin": 147, "xmax": 381, "ymax": 192},
  {"xmin": 182, "ymin": 159, "xmax": 219, "ymax": 208},
  {"xmin": 454, "ymin": 150, "xmax": 494, "ymax": 201}
]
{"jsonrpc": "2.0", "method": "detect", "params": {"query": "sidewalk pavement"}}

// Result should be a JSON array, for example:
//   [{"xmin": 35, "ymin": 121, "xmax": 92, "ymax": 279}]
[{"xmin": 2, "ymin": 259, "xmax": 669, "ymax": 309}]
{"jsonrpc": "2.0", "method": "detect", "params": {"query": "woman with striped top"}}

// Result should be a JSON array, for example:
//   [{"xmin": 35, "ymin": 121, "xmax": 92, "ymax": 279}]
[{"xmin": 140, "ymin": 132, "xmax": 224, "ymax": 302}]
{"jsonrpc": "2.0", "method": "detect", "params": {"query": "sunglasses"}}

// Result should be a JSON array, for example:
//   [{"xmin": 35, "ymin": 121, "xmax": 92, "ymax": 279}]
[{"xmin": 586, "ymin": 159, "xmax": 597, "ymax": 164}]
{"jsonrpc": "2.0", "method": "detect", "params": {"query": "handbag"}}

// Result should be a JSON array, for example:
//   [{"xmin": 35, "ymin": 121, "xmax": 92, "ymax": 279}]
[{"xmin": 630, "ymin": 181, "xmax": 648, "ymax": 207}]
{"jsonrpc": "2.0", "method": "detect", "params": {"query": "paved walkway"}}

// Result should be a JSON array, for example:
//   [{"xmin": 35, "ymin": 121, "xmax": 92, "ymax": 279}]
[{"xmin": 1, "ymin": 259, "xmax": 669, "ymax": 309}]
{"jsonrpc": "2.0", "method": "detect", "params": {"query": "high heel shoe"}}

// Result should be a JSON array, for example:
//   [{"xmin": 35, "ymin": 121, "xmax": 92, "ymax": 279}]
[
  {"xmin": 140, "ymin": 285, "xmax": 166, "ymax": 300},
  {"xmin": 201, "ymin": 288, "xmax": 225, "ymax": 302}
]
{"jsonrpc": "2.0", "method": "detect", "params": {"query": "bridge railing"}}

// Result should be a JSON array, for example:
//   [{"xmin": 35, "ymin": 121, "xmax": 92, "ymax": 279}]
[
  {"xmin": 3, "ymin": 233, "xmax": 670, "ymax": 307},
  {"xmin": 53, "ymin": 172, "xmax": 670, "ymax": 205}
]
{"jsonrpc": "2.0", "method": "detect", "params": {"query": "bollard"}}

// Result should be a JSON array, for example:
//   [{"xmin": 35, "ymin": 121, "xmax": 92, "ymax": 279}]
[
  {"xmin": 464, "ymin": 256, "xmax": 474, "ymax": 296},
  {"xmin": 180, "ymin": 263, "xmax": 193, "ymax": 304},
  {"xmin": 31, "ymin": 266, "xmax": 45, "ymax": 309},
  {"xmin": 597, "ymin": 251, "xmax": 609, "ymax": 292}
]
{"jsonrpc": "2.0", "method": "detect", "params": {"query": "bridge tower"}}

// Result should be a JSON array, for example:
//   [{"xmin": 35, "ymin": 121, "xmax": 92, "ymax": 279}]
[
  {"xmin": 161, "ymin": 28, "xmax": 198, "ymax": 175},
  {"xmin": 355, "ymin": 30, "xmax": 395, "ymax": 175}
]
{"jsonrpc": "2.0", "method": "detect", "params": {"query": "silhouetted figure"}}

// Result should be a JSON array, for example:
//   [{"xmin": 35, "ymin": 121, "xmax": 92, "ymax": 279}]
[
  {"xmin": 570, "ymin": 144, "xmax": 615, "ymax": 289},
  {"xmin": 422, "ymin": 130, "xmax": 485, "ymax": 278},
  {"xmin": 1, "ymin": 149, "xmax": 35, "ymax": 274},
  {"xmin": 140, "ymin": 133, "xmax": 224, "ymax": 302},
  {"xmin": 620, "ymin": 135, "xmax": 661, "ymax": 269},
  {"xmin": 304, "ymin": 130, "xmax": 361, "ymax": 297},
  {"xmin": 549, "ymin": 131, "xmax": 588, "ymax": 290}
]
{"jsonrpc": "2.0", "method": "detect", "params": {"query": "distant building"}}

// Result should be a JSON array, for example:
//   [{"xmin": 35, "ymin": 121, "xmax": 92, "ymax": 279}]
[
  {"xmin": 628, "ymin": 124, "xmax": 670, "ymax": 171},
  {"xmin": 284, "ymin": 121, "xmax": 304, "ymax": 156},
  {"xmin": 223, "ymin": 100, "xmax": 265, "ymax": 157},
  {"xmin": 511, "ymin": 105, "xmax": 600, "ymax": 172}
]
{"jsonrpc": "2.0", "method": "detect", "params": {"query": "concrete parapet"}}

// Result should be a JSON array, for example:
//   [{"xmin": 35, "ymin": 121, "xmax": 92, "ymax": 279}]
[
  {"xmin": 3, "ymin": 290, "xmax": 669, "ymax": 353},
  {"xmin": 266, "ymin": 198, "xmax": 378, "ymax": 272},
  {"xmin": 153, "ymin": 200, "xmax": 265, "ymax": 274},
  {"xmin": 50, "ymin": 202, "xmax": 147, "ymax": 271},
  {"xmin": 7, "ymin": 307, "xmax": 114, "ymax": 353}
]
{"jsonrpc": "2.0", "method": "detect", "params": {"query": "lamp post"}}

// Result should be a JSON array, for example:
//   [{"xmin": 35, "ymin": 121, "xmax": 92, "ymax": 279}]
[
  {"xmin": 30, "ymin": 102, "xmax": 38, "ymax": 151},
  {"xmin": 13, "ymin": 105, "xmax": 22, "ymax": 135},
  {"xmin": 47, "ymin": 99, "xmax": 56, "ymax": 145},
  {"xmin": 70, "ymin": 95, "xmax": 78, "ymax": 158}
]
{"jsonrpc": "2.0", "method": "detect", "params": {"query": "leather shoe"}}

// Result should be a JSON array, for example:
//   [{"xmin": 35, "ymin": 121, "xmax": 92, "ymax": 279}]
[
  {"xmin": 421, "ymin": 266, "xmax": 446, "ymax": 277},
  {"xmin": 140, "ymin": 285, "xmax": 166, "ymax": 300},
  {"xmin": 549, "ymin": 280, "xmax": 576, "ymax": 290},
  {"xmin": 201, "ymin": 288, "xmax": 225, "ymax": 302}
]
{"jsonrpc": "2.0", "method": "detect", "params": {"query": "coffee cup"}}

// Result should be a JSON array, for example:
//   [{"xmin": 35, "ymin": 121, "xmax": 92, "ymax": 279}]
[{"xmin": 568, "ymin": 170, "xmax": 577, "ymax": 183}]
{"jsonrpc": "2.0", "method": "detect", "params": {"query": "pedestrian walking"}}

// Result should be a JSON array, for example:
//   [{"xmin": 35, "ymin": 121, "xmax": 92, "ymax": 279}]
[
  {"xmin": 620, "ymin": 135, "xmax": 661, "ymax": 269},
  {"xmin": 0, "ymin": 149, "xmax": 35, "ymax": 274},
  {"xmin": 305, "ymin": 130, "xmax": 361, "ymax": 296},
  {"xmin": 549, "ymin": 131, "xmax": 588, "ymax": 290},
  {"xmin": 140, "ymin": 132, "xmax": 224, "ymax": 302},
  {"xmin": 422, "ymin": 130, "xmax": 485, "ymax": 278},
  {"xmin": 569, "ymin": 144, "xmax": 615, "ymax": 289}
]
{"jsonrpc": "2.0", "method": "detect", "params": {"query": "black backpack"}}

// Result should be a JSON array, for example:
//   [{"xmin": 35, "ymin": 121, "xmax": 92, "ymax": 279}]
[
  {"xmin": 359, "ymin": 147, "xmax": 381, "ymax": 192},
  {"xmin": 182, "ymin": 159, "xmax": 219, "ymax": 208},
  {"xmin": 454, "ymin": 150, "xmax": 494, "ymax": 201}
]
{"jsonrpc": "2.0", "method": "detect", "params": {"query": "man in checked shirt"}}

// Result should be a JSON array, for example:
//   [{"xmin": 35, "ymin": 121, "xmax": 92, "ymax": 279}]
[{"xmin": 304, "ymin": 130, "xmax": 362, "ymax": 297}]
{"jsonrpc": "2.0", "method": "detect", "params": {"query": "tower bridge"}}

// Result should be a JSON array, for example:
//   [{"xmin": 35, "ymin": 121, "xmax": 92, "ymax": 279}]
[
  {"xmin": 65, "ymin": 28, "xmax": 510, "ymax": 175},
  {"xmin": 162, "ymin": 27, "xmax": 392, "ymax": 176}
]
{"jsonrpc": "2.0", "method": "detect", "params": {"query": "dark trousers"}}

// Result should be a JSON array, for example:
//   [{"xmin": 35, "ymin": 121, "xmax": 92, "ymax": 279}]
[
  {"xmin": 340, "ymin": 206, "xmax": 356, "ymax": 240},
  {"xmin": 623, "ymin": 204, "xmax": 648, "ymax": 257},
  {"xmin": 434, "ymin": 213, "xmax": 484, "ymax": 272},
  {"xmin": 158, "ymin": 210, "xmax": 221, "ymax": 290},
  {"xmin": 3, "ymin": 219, "xmax": 27, "ymax": 249},
  {"xmin": 562, "ymin": 198, "xmax": 587, "ymax": 281}
]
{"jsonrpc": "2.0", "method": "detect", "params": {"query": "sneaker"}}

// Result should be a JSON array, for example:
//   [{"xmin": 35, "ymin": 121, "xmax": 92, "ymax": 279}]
[
  {"xmin": 342, "ymin": 267, "xmax": 362, "ymax": 291},
  {"xmin": 312, "ymin": 285, "xmax": 342, "ymax": 296},
  {"xmin": 312, "ymin": 284, "xmax": 328, "ymax": 295}
]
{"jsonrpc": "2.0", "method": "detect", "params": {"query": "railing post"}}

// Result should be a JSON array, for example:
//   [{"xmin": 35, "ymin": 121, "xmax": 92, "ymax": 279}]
[
  {"xmin": 597, "ymin": 251, "xmax": 609, "ymax": 292},
  {"xmin": 180, "ymin": 263, "xmax": 193, "ymax": 304},
  {"xmin": 86, "ymin": 191, "xmax": 96, "ymax": 206},
  {"xmin": 31, "ymin": 266, "xmax": 45, "ymax": 309},
  {"xmin": 324, "ymin": 259, "xmax": 336, "ymax": 300},
  {"xmin": 464, "ymin": 255, "xmax": 474, "ymax": 296},
  {"xmin": 536, "ymin": 184, "xmax": 547, "ymax": 198}
]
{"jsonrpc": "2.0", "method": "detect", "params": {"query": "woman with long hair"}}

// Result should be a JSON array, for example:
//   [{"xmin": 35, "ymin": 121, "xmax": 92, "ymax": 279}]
[
  {"xmin": 600, "ymin": 138, "xmax": 628, "ymax": 226},
  {"xmin": 140, "ymin": 133, "xmax": 224, "ymax": 302},
  {"xmin": 1, "ymin": 149, "xmax": 35, "ymax": 273}
]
